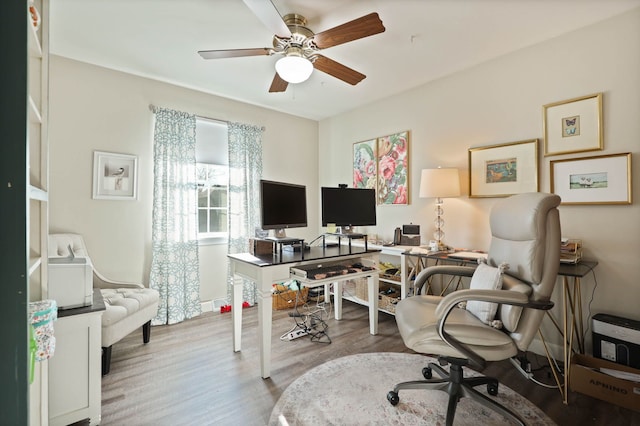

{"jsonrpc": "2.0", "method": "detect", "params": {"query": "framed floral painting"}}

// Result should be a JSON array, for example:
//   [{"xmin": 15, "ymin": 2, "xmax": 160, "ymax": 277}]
[
  {"xmin": 353, "ymin": 139, "xmax": 377, "ymax": 190},
  {"xmin": 377, "ymin": 130, "xmax": 410, "ymax": 205}
]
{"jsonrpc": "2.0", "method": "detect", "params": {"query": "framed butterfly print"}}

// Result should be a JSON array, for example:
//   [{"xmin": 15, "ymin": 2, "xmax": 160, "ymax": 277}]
[{"xmin": 543, "ymin": 93, "xmax": 603, "ymax": 156}]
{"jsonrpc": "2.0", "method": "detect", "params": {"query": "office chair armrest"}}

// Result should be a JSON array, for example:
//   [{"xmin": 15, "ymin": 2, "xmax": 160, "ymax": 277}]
[
  {"xmin": 433, "ymin": 288, "xmax": 530, "ymax": 369},
  {"xmin": 414, "ymin": 265, "xmax": 476, "ymax": 295}
]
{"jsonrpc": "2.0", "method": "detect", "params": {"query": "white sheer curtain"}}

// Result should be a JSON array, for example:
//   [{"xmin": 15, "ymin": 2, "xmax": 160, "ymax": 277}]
[
  {"xmin": 226, "ymin": 122, "xmax": 263, "ymax": 305},
  {"xmin": 150, "ymin": 107, "xmax": 201, "ymax": 325}
]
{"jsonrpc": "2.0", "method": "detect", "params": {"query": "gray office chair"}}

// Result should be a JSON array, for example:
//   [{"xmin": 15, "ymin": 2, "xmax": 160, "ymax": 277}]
[{"xmin": 387, "ymin": 192, "xmax": 561, "ymax": 426}]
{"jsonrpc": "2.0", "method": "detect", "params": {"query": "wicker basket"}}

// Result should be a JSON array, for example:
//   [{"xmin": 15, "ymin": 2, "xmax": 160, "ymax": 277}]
[
  {"xmin": 354, "ymin": 280, "xmax": 400, "ymax": 313},
  {"xmin": 272, "ymin": 287, "xmax": 309, "ymax": 310},
  {"xmin": 379, "ymin": 263, "xmax": 401, "ymax": 282},
  {"xmin": 379, "ymin": 291, "xmax": 400, "ymax": 313},
  {"xmin": 354, "ymin": 278, "xmax": 370, "ymax": 301}
]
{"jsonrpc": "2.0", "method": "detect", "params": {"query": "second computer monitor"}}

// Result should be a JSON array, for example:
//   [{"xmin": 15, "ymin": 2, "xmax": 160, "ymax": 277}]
[{"xmin": 321, "ymin": 187, "xmax": 376, "ymax": 230}]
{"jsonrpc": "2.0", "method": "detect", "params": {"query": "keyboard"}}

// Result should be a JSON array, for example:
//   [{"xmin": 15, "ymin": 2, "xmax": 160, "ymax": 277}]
[{"xmin": 291, "ymin": 262, "xmax": 376, "ymax": 280}]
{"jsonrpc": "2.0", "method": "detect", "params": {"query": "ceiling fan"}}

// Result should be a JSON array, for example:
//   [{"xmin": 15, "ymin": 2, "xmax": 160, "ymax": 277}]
[{"xmin": 197, "ymin": 0, "xmax": 385, "ymax": 93}]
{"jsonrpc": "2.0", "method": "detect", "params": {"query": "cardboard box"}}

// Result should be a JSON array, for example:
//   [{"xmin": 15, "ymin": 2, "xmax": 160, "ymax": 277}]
[
  {"xmin": 249, "ymin": 238, "xmax": 274, "ymax": 256},
  {"xmin": 570, "ymin": 353, "xmax": 640, "ymax": 412}
]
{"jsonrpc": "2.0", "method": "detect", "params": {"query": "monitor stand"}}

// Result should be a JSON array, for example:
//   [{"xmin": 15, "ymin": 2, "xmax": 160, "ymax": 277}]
[
  {"xmin": 325, "ymin": 231, "xmax": 368, "ymax": 252},
  {"xmin": 264, "ymin": 230, "xmax": 305, "ymax": 259},
  {"xmin": 336, "ymin": 226, "xmax": 356, "ymax": 235},
  {"xmin": 274, "ymin": 228, "xmax": 287, "ymax": 239}
]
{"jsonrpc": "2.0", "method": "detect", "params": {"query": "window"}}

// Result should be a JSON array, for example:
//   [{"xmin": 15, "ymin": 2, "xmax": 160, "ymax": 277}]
[
  {"xmin": 196, "ymin": 118, "xmax": 228, "ymax": 243},
  {"xmin": 197, "ymin": 164, "xmax": 228, "ymax": 239}
]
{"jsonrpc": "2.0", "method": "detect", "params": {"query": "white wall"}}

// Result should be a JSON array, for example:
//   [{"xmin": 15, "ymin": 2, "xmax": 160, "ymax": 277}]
[
  {"xmin": 48, "ymin": 8, "xmax": 639, "ymax": 352},
  {"xmin": 319, "ymin": 8, "xmax": 640, "ymax": 352},
  {"xmin": 48, "ymin": 56, "xmax": 319, "ymax": 303}
]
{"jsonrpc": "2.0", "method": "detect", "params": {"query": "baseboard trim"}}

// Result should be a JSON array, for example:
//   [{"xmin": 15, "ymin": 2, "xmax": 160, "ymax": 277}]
[
  {"xmin": 201, "ymin": 300, "xmax": 214, "ymax": 313},
  {"xmin": 529, "ymin": 337, "xmax": 564, "ymax": 364},
  {"xmin": 201, "ymin": 298, "xmax": 227, "ymax": 313}
]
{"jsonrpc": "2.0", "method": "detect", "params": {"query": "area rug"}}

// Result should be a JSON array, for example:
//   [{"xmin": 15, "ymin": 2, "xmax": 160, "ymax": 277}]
[{"xmin": 269, "ymin": 352, "xmax": 555, "ymax": 425}]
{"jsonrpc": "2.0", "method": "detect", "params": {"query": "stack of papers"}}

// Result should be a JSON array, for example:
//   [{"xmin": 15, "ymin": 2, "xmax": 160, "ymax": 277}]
[{"xmin": 447, "ymin": 251, "xmax": 488, "ymax": 261}]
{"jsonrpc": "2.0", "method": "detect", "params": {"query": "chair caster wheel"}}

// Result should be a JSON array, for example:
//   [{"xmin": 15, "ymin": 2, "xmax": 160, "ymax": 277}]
[
  {"xmin": 487, "ymin": 382, "xmax": 499, "ymax": 396},
  {"xmin": 387, "ymin": 391, "xmax": 400, "ymax": 406},
  {"xmin": 422, "ymin": 367, "xmax": 432, "ymax": 379}
]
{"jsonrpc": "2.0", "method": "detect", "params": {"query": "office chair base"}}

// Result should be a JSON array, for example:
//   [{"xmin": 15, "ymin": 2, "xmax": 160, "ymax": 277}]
[{"xmin": 387, "ymin": 358, "xmax": 525, "ymax": 426}]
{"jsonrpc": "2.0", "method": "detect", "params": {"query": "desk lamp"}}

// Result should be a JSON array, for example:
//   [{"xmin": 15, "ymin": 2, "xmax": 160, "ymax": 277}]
[{"xmin": 419, "ymin": 168, "xmax": 461, "ymax": 250}]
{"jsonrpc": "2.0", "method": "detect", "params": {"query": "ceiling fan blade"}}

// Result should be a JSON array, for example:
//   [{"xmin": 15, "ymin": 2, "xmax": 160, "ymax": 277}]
[
  {"xmin": 198, "ymin": 48, "xmax": 272, "ymax": 60},
  {"xmin": 312, "ymin": 12, "xmax": 385, "ymax": 49},
  {"xmin": 242, "ymin": 0, "xmax": 292, "ymax": 38},
  {"xmin": 313, "ymin": 55, "xmax": 366, "ymax": 86},
  {"xmin": 269, "ymin": 72, "xmax": 289, "ymax": 92}
]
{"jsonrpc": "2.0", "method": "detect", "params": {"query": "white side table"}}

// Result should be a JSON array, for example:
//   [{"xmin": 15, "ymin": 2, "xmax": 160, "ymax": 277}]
[{"xmin": 49, "ymin": 292, "xmax": 104, "ymax": 426}]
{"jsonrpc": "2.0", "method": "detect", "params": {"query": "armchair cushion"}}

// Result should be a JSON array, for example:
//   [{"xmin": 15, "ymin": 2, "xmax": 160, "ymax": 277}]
[{"xmin": 466, "ymin": 261, "xmax": 508, "ymax": 324}]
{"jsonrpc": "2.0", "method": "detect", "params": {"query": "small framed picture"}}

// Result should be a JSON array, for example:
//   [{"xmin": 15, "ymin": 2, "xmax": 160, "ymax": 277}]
[
  {"xmin": 543, "ymin": 93, "xmax": 603, "ymax": 156},
  {"xmin": 550, "ymin": 153, "xmax": 632, "ymax": 205},
  {"xmin": 468, "ymin": 139, "xmax": 539, "ymax": 198},
  {"xmin": 92, "ymin": 151, "xmax": 138, "ymax": 200}
]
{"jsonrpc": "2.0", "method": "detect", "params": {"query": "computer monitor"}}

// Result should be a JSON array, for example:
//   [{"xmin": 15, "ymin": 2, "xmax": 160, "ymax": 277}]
[
  {"xmin": 260, "ymin": 179, "xmax": 307, "ymax": 239},
  {"xmin": 321, "ymin": 186, "xmax": 376, "ymax": 232}
]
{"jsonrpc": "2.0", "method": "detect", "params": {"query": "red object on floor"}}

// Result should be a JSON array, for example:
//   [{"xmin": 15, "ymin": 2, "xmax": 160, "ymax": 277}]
[{"xmin": 220, "ymin": 302, "xmax": 251, "ymax": 313}]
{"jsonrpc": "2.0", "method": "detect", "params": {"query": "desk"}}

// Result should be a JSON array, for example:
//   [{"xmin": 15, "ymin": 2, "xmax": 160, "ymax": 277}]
[{"xmin": 228, "ymin": 246, "xmax": 380, "ymax": 378}]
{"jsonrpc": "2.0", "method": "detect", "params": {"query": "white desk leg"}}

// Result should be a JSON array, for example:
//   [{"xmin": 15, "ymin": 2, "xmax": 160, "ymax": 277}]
[
  {"xmin": 231, "ymin": 265, "xmax": 243, "ymax": 353},
  {"xmin": 367, "ymin": 273, "xmax": 379, "ymax": 335},
  {"xmin": 334, "ymin": 281, "xmax": 343, "ymax": 320},
  {"xmin": 256, "ymin": 274, "xmax": 273, "ymax": 379}
]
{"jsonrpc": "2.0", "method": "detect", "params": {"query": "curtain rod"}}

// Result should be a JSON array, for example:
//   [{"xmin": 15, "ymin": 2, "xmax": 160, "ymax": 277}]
[{"xmin": 148, "ymin": 104, "xmax": 228, "ymax": 125}]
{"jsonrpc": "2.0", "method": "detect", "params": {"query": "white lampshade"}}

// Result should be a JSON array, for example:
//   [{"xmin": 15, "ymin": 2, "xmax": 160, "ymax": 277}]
[
  {"xmin": 419, "ymin": 168, "xmax": 461, "ymax": 199},
  {"xmin": 275, "ymin": 55, "xmax": 313, "ymax": 84}
]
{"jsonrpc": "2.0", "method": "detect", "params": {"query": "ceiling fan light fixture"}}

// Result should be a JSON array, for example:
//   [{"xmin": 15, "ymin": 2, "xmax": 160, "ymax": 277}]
[{"xmin": 275, "ymin": 49, "xmax": 313, "ymax": 84}]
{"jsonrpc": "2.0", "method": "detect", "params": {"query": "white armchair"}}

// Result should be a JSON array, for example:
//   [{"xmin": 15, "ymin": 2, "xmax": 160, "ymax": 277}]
[{"xmin": 49, "ymin": 233, "xmax": 160, "ymax": 375}]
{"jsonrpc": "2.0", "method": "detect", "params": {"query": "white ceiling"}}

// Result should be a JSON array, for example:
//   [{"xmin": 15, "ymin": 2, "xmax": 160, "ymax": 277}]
[{"xmin": 50, "ymin": 0, "xmax": 640, "ymax": 121}]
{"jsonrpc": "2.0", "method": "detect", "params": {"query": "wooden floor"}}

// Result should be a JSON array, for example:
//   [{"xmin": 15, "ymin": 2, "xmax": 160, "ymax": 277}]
[{"xmin": 101, "ymin": 301, "xmax": 638, "ymax": 426}]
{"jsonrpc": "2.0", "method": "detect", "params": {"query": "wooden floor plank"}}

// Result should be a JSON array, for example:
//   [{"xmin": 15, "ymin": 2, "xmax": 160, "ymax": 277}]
[{"xmin": 100, "ymin": 301, "xmax": 639, "ymax": 426}]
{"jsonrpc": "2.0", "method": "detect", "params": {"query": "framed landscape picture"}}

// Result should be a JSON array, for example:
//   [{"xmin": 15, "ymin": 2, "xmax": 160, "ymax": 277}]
[
  {"xmin": 468, "ymin": 139, "xmax": 538, "ymax": 198},
  {"xmin": 550, "ymin": 153, "xmax": 632, "ymax": 205}
]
